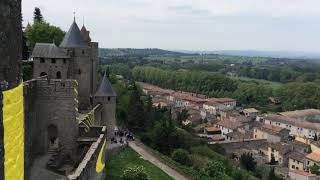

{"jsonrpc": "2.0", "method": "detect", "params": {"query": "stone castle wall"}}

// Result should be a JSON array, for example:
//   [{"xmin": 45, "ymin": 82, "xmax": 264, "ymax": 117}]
[
  {"xmin": 69, "ymin": 126, "xmax": 107, "ymax": 180},
  {"xmin": 24, "ymin": 78, "xmax": 79, "ymax": 161}
]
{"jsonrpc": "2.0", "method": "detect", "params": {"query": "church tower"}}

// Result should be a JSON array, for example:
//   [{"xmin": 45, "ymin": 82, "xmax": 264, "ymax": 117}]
[{"xmin": 94, "ymin": 72, "xmax": 117, "ymax": 138}]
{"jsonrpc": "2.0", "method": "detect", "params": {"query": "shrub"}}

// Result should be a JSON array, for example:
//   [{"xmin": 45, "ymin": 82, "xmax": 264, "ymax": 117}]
[
  {"xmin": 171, "ymin": 149, "xmax": 193, "ymax": 166},
  {"xmin": 120, "ymin": 166, "xmax": 150, "ymax": 180},
  {"xmin": 204, "ymin": 161, "xmax": 226, "ymax": 179}
]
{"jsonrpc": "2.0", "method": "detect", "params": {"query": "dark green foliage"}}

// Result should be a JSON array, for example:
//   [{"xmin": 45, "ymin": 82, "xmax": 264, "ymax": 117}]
[
  {"xmin": 132, "ymin": 66, "xmax": 238, "ymax": 93},
  {"xmin": 171, "ymin": 149, "xmax": 193, "ymax": 166},
  {"xmin": 26, "ymin": 22, "xmax": 65, "ymax": 51},
  {"xmin": 270, "ymin": 154, "xmax": 277, "ymax": 165},
  {"xmin": 127, "ymin": 81, "xmax": 146, "ymax": 131},
  {"xmin": 310, "ymin": 164, "xmax": 320, "ymax": 175},
  {"xmin": 276, "ymin": 82, "xmax": 320, "ymax": 110},
  {"xmin": 267, "ymin": 168, "xmax": 283, "ymax": 180},
  {"xmin": 176, "ymin": 109, "xmax": 189, "ymax": 126},
  {"xmin": 22, "ymin": 61, "xmax": 33, "ymax": 80},
  {"xmin": 204, "ymin": 161, "xmax": 226, "ymax": 179},
  {"xmin": 22, "ymin": 32, "xmax": 29, "ymax": 60},
  {"xmin": 120, "ymin": 166, "xmax": 150, "ymax": 180},
  {"xmin": 33, "ymin": 7, "xmax": 43, "ymax": 23},
  {"xmin": 240, "ymin": 153, "xmax": 257, "ymax": 172}
]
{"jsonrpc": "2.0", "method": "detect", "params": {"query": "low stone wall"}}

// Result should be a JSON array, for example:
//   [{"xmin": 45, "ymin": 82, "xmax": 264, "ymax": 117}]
[
  {"xmin": 68, "ymin": 127, "xmax": 107, "ymax": 180},
  {"xmin": 209, "ymin": 139, "xmax": 267, "ymax": 154}
]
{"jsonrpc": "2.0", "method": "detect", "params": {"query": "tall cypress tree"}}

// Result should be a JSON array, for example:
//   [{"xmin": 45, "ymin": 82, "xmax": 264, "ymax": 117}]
[{"xmin": 33, "ymin": 7, "xmax": 43, "ymax": 23}]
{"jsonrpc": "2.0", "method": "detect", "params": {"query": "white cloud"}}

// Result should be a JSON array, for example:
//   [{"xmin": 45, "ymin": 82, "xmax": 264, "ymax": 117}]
[{"xmin": 22, "ymin": 0, "xmax": 320, "ymax": 51}]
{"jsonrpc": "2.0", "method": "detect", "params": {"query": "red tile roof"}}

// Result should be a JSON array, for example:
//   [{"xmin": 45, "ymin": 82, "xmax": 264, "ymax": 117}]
[{"xmin": 264, "ymin": 114, "xmax": 320, "ymax": 131}]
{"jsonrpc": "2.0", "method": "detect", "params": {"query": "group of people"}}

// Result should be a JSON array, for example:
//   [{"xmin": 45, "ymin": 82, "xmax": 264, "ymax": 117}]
[{"xmin": 110, "ymin": 129, "xmax": 134, "ymax": 144}]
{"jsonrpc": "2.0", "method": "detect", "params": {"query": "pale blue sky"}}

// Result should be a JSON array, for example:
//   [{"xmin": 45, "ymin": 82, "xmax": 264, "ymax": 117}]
[{"xmin": 22, "ymin": 0, "xmax": 320, "ymax": 52}]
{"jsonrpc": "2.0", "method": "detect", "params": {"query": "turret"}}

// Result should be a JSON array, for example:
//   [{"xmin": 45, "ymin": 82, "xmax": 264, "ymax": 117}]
[{"xmin": 94, "ymin": 72, "xmax": 117, "ymax": 138}]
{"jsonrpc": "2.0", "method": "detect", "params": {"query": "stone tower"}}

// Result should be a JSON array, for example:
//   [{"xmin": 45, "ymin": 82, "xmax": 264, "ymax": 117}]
[
  {"xmin": 32, "ymin": 19, "xmax": 98, "ymax": 110},
  {"xmin": 94, "ymin": 72, "xmax": 117, "ymax": 138}
]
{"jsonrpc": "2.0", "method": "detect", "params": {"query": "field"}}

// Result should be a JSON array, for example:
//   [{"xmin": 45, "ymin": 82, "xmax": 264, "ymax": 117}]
[{"xmin": 105, "ymin": 147, "xmax": 173, "ymax": 180}]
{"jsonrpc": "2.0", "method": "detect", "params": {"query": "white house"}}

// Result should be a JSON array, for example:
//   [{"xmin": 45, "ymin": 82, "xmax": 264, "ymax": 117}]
[{"xmin": 258, "ymin": 114, "xmax": 320, "ymax": 140}]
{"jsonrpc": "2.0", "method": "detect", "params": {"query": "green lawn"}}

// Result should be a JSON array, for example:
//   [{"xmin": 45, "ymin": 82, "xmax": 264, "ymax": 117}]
[{"xmin": 105, "ymin": 147, "xmax": 173, "ymax": 180}]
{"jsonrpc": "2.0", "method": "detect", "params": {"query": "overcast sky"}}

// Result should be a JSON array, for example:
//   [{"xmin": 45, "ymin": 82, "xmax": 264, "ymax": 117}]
[{"xmin": 22, "ymin": 0, "xmax": 320, "ymax": 52}]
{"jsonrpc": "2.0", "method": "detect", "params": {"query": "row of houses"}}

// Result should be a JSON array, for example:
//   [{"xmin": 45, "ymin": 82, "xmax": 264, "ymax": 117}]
[{"xmin": 140, "ymin": 82, "xmax": 237, "ymax": 111}]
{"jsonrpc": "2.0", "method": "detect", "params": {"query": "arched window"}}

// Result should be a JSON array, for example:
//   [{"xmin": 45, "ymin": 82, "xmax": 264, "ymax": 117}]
[
  {"xmin": 56, "ymin": 71, "xmax": 61, "ymax": 79},
  {"xmin": 40, "ymin": 72, "xmax": 47, "ymax": 77}
]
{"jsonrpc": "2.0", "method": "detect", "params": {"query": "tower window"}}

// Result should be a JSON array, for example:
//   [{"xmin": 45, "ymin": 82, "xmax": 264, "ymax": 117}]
[
  {"xmin": 40, "ymin": 58, "xmax": 45, "ymax": 63},
  {"xmin": 82, "ymin": 50, "xmax": 85, "ymax": 54},
  {"xmin": 51, "ymin": 58, "xmax": 56, "ymax": 64},
  {"xmin": 78, "ymin": 69, "xmax": 81, "ymax": 74},
  {"xmin": 108, "ymin": 97, "xmax": 111, "ymax": 101},
  {"xmin": 63, "ymin": 59, "xmax": 66, "ymax": 64},
  {"xmin": 40, "ymin": 72, "xmax": 47, "ymax": 77},
  {"xmin": 56, "ymin": 71, "xmax": 61, "ymax": 79}
]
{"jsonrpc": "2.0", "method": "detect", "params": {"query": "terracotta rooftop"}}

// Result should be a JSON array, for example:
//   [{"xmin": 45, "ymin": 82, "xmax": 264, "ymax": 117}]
[
  {"xmin": 258, "ymin": 124, "xmax": 289, "ymax": 135},
  {"xmin": 139, "ymin": 82, "xmax": 175, "ymax": 95},
  {"xmin": 264, "ymin": 114, "xmax": 320, "ymax": 131},
  {"xmin": 207, "ymin": 97, "xmax": 236, "ymax": 103},
  {"xmin": 288, "ymin": 152, "xmax": 305, "ymax": 162},
  {"xmin": 243, "ymin": 108, "xmax": 259, "ymax": 113},
  {"xmin": 305, "ymin": 152, "xmax": 320, "ymax": 163},
  {"xmin": 280, "ymin": 109, "xmax": 320, "ymax": 118},
  {"xmin": 216, "ymin": 120, "xmax": 243, "ymax": 130},
  {"xmin": 172, "ymin": 91, "xmax": 207, "ymax": 103},
  {"xmin": 205, "ymin": 127, "xmax": 221, "ymax": 132}
]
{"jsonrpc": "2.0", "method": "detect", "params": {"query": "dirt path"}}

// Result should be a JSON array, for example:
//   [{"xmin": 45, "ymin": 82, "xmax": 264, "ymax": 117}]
[{"xmin": 128, "ymin": 141, "xmax": 189, "ymax": 180}]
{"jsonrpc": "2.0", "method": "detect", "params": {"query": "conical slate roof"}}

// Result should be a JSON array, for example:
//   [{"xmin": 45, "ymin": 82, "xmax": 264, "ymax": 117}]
[
  {"xmin": 94, "ymin": 72, "xmax": 117, "ymax": 97},
  {"xmin": 60, "ymin": 21, "xmax": 89, "ymax": 48}
]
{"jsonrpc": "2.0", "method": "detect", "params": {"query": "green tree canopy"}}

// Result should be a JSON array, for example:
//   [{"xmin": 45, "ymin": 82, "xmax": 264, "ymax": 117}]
[
  {"xmin": 240, "ymin": 153, "xmax": 257, "ymax": 172},
  {"xmin": 171, "ymin": 149, "xmax": 193, "ymax": 166},
  {"xmin": 26, "ymin": 22, "xmax": 65, "ymax": 51}
]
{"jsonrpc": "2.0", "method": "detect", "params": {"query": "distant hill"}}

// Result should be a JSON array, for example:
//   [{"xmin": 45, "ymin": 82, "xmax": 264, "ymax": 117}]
[
  {"xmin": 174, "ymin": 49, "xmax": 320, "ymax": 60},
  {"xmin": 99, "ymin": 48, "xmax": 191, "ymax": 57}
]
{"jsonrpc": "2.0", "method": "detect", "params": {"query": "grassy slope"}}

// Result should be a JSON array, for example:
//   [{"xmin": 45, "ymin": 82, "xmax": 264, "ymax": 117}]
[{"xmin": 105, "ymin": 147, "xmax": 173, "ymax": 180}]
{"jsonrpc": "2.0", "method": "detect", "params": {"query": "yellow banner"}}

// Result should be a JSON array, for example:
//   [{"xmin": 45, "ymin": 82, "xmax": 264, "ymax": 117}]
[{"xmin": 2, "ymin": 83, "xmax": 24, "ymax": 180}]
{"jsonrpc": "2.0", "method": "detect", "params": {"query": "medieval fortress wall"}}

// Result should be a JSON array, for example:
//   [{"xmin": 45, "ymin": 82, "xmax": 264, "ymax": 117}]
[{"xmin": 22, "ymin": 19, "xmax": 116, "ymax": 180}]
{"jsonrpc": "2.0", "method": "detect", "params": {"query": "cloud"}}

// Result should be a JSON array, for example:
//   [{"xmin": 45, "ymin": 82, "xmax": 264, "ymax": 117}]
[{"xmin": 21, "ymin": 0, "xmax": 320, "ymax": 52}]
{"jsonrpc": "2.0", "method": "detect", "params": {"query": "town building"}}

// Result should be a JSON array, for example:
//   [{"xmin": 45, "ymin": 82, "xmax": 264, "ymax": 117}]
[
  {"xmin": 289, "ymin": 169, "xmax": 317, "ymax": 180},
  {"xmin": 215, "ymin": 120, "xmax": 243, "ymax": 137},
  {"xmin": 253, "ymin": 124, "xmax": 290, "ymax": 143},
  {"xmin": 243, "ymin": 108, "xmax": 260, "ymax": 120},
  {"xmin": 258, "ymin": 113, "xmax": 320, "ymax": 139}
]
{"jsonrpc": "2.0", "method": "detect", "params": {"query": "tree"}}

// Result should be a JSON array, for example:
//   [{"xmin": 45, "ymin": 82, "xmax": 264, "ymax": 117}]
[
  {"xmin": 120, "ymin": 166, "xmax": 150, "ymax": 180},
  {"xmin": 270, "ymin": 153, "xmax": 277, "ymax": 165},
  {"xmin": 240, "ymin": 153, "xmax": 257, "ymax": 171},
  {"xmin": 33, "ymin": 7, "xmax": 43, "ymax": 23},
  {"xmin": 26, "ymin": 22, "xmax": 65, "ymax": 51},
  {"xmin": 171, "ymin": 149, "xmax": 192, "ymax": 166},
  {"xmin": 127, "ymin": 81, "xmax": 146, "ymax": 131},
  {"xmin": 310, "ymin": 164, "xmax": 320, "ymax": 175},
  {"xmin": 205, "ymin": 161, "xmax": 226, "ymax": 179}
]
